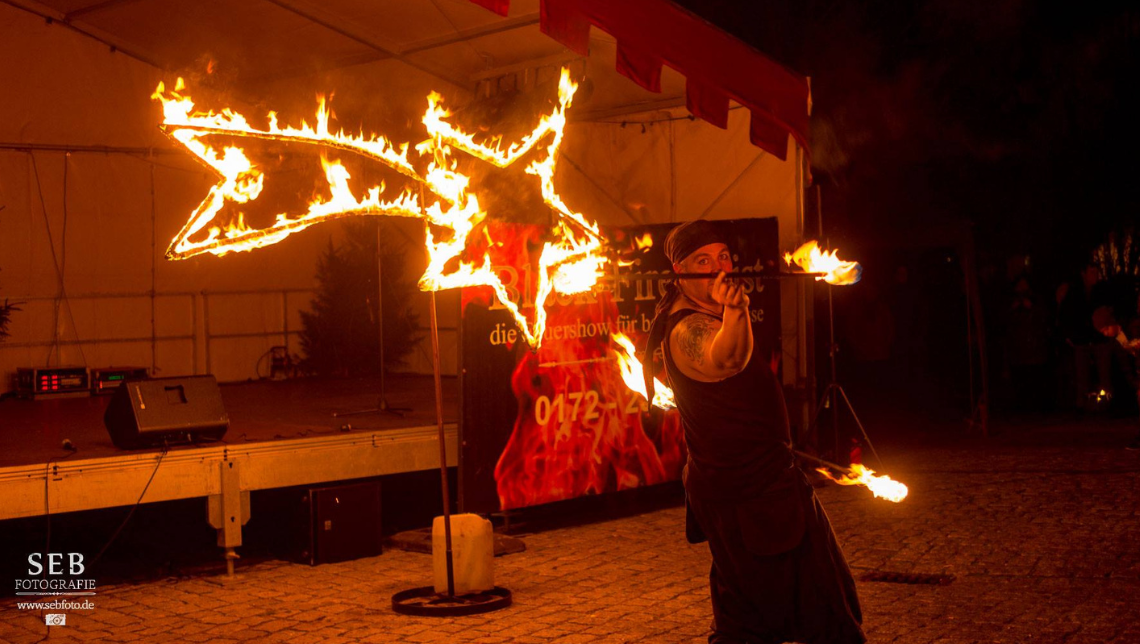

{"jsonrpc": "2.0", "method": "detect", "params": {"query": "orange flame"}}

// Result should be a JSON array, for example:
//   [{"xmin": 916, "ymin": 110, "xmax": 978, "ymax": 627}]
[
  {"xmin": 153, "ymin": 69, "xmax": 605, "ymax": 348},
  {"xmin": 783, "ymin": 240, "xmax": 862, "ymax": 285},
  {"xmin": 611, "ymin": 332, "xmax": 675, "ymax": 409},
  {"xmin": 816, "ymin": 464, "xmax": 908, "ymax": 502}
]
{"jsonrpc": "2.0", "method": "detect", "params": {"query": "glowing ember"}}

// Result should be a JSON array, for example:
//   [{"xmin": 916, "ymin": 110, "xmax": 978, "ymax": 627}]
[
  {"xmin": 816, "ymin": 464, "xmax": 908, "ymax": 502},
  {"xmin": 783, "ymin": 240, "xmax": 862, "ymax": 285},
  {"xmin": 153, "ymin": 68, "xmax": 606, "ymax": 348},
  {"xmin": 611, "ymin": 332, "xmax": 675, "ymax": 409},
  {"xmin": 634, "ymin": 232, "xmax": 654, "ymax": 250}
]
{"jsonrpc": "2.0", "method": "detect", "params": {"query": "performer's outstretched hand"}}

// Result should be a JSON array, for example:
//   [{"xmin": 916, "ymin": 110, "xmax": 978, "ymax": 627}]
[{"xmin": 710, "ymin": 271, "xmax": 750, "ymax": 311}]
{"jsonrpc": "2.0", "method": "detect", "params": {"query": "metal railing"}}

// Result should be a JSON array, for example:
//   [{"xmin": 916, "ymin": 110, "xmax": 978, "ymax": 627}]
[{"xmin": 0, "ymin": 289, "xmax": 315, "ymax": 380}]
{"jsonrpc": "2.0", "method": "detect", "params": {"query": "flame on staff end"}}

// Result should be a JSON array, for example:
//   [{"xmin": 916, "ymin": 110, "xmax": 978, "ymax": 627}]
[
  {"xmin": 816, "ymin": 464, "xmax": 908, "ymax": 502},
  {"xmin": 784, "ymin": 241, "xmax": 862, "ymax": 285},
  {"xmin": 611, "ymin": 333, "xmax": 675, "ymax": 409},
  {"xmin": 153, "ymin": 69, "xmax": 607, "ymax": 349}
]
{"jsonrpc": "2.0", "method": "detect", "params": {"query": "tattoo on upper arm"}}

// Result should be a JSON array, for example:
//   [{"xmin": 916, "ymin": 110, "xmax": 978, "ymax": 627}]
[{"xmin": 679, "ymin": 315, "xmax": 716, "ymax": 366}]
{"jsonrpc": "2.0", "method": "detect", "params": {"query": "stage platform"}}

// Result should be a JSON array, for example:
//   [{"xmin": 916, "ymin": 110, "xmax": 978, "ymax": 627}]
[{"xmin": 0, "ymin": 375, "xmax": 457, "ymax": 563}]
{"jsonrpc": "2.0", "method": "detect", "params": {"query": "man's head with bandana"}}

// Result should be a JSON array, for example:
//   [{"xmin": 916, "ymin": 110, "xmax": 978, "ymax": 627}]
[{"xmin": 665, "ymin": 220, "xmax": 734, "ymax": 308}]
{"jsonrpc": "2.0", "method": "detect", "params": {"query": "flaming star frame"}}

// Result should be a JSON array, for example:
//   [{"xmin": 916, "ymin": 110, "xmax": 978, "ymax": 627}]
[{"xmin": 153, "ymin": 69, "xmax": 605, "ymax": 348}]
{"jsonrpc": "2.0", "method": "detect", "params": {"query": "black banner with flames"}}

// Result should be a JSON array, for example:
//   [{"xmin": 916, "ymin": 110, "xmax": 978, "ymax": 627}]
[{"xmin": 459, "ymin": 218, "xmax": 781, "ymax": 513}]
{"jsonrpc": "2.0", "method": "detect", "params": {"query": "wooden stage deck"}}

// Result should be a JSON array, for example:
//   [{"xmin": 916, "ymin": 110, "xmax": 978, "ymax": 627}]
[{"xmin": 0, "ymin": 375, "xmax": 458, "ymax": 567}]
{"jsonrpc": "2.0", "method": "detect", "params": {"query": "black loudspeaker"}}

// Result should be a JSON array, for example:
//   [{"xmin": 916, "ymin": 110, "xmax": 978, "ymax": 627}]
[
  {"xmin": 286, "ymin": 481, "xmax": 382, "ymax": 565},
  {"xmin": 103, "ymin": 375, "xmax": 229, "ymax": 449}
]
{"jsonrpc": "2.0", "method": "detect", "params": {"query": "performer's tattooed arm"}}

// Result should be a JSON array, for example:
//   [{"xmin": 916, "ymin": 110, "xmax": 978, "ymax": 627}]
[
  {"xmin": 679, "ymin": 314, "xmax": 716, "ymax": 366},
  {"xmin": 670, "ymin": 310, "xmax": 750, "ymax": 381}
]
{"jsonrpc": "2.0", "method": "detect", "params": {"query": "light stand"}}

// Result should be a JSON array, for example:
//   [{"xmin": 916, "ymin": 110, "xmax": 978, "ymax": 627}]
[
  {"xmin": 809, "ymin": 279, "xmax": 882, "ymax": 467},
  {"xmin": 805, "ymin": 185, "xmax": 882, "ymax": 467},
  {"xmin": 334, "ymin": 223, "xmax": 411, "ymax": 419}
]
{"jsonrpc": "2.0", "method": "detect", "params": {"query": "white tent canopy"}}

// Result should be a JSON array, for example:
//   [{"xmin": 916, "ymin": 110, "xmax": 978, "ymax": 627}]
[{"xmin": 0, "ymin": 0, "xmax": 810, "ymax": 393}]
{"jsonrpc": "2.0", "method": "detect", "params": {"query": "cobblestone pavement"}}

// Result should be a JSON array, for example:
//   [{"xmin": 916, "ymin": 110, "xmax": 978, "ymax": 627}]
[{"xmin": 3, "ymin": 416, "xmax": 1139, "ymax": 643}]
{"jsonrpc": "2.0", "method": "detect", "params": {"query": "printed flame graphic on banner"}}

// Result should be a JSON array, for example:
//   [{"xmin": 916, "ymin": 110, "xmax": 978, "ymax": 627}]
[
  {"xmin": 783, "ymin": 240, "xmax": 862, "ymax": 285},
  {"xmin": 153, "ymin": 69, "xmax": 604, "ymax": 347},
  {"xmin": 492, "ymin": 270, "xmax": 684, "ymax": 511},
  {"xmin": 816, "ymin": 464, "xmax": 908, "ymax": 502}
]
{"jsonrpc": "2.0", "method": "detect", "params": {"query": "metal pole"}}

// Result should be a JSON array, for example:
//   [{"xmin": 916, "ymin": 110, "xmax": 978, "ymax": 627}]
[
  {"xmin": 204, "ymin": 294, "xmax": 211, "ymax": 376},
  {"xmin": 818, "ymin": 184, "xmax": 839, "ymax": 461},
  {"xmin": 150, "ymin": 160, "xmax": 158, "ymax": 375},
  {"xmin": 429, "ymin": 291, "xmax": 455, "ymax": 598},
  {"xmin": 827, "ymin": 282, "xmax": 839, "ymax": 461},
  {"xmin": 965, "ymin": 276, "xmax": 976, "ymax": 415},
  {"xmin": 377, "ymin": 224, "xmax": 386, "ymax": 400},
  {"xmin": 0, "ymin": 142, "xmax": 180, "ymax": 155},
  {"xmin": 793, "ymin": 449, "xmax": 854, "ymax": 476},
  {"xmin": 282, "ymin": 291, "xmax": 289, "ymax": 349},
  {"xmin": 601, "ymin": 271, "xmax": 825, "ymax": 281},
  {"xmin": 191, "ymin": 294, "xmax": 199, "ymax": 375},
  {"xmin": 816, "ymin": 185, "xmax": 839, "ymax": 460}
]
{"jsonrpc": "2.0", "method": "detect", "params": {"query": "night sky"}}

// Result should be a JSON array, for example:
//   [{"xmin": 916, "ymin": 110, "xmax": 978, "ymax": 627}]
[{"xmin": 676, "ymin": 0, "xmax": 1138, "ymax": 282}]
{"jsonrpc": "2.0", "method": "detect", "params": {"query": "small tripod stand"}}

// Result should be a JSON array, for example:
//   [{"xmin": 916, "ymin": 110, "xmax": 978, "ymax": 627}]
[
  {"xmin": 805, "ymin": 186, "xmax": 881, "ymax": 467},
  {"xmin": 335, "ymin": 224, "xmax": 410, "ymax": 419},
  {"xmin": 808, "ymin": 276, "xmax": 882, "ymax": 467}
]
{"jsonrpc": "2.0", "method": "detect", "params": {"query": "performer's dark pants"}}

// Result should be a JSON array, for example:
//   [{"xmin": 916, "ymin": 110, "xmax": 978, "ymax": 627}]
[{"xmin": 688, "ymin": 477, "xmax": 865, "ymax": 644}]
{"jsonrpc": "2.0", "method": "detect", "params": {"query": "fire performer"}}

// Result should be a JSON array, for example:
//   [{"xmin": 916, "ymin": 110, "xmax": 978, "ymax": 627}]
[{"xmin": 643, "ymin": 220, "xmax": 865, "ymax": 644}]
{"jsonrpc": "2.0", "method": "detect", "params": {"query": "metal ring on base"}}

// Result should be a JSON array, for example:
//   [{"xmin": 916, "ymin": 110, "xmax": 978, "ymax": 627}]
[{"xmin": 391, "ymin": 586, "xmax": 512, "ymax": 617}]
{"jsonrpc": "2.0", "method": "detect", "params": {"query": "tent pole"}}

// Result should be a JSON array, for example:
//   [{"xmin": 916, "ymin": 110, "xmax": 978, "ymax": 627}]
[
  {"xmin": 669, "ymin": 121, "xmax": 677, "ymax": 222},
  {"xmin": 0, "ymin": 0, "xmax": 161, "ymax": 67},
  {"xmin": 150, "ymin": 160, "xmax": 158, "ymax": 375},
  {"xmin": 0, "ymin": 142, "xmax": 180, "ymax": 155},
  {"xmin": 794, "ymin": 143, "xmax": 811, "ymax": 448},
  {"xmin": 966, "ymin": 272, "xmax": 976, "ymax": 415}
]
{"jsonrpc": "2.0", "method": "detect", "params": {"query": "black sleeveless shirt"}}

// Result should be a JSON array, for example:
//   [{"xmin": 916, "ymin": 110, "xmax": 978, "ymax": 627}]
[{"xmin": 663, "ymin": 308, "xmax": 796, "ymax": 500}]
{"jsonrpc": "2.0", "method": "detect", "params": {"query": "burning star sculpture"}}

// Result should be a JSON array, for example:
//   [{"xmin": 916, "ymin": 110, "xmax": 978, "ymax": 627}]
[{"xmin": 152, "ymin": 68, "xmax": 605, "ymax": 348}]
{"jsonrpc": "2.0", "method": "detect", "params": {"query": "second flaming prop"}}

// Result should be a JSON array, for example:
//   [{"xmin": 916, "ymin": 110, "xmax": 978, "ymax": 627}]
[
  {"xmin": 610, "ymin": 332, "xmax": 908, "ymax": 503},
  {"xmin": 792, "ymin": 451, "xmax": 909, "ymax": 503}
]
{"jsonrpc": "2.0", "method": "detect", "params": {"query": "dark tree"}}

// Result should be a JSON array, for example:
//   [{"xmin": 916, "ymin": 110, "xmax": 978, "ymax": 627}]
[
  {"xmin": 0, "ymin": 300, "xmax": 17, "ymax": 341},
  {"xmin": 299, "ymin": 221, "xmax": 421, "ymax": 376},
  {"xmin": 0, "ymin": 268, "xmax": 20, "ymax": 341}
]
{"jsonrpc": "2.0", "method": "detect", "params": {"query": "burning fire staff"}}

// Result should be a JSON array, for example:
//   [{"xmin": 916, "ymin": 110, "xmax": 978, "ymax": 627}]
[{"xmin": 643, "ymin": 220, "xmax": 865, "ymax": 644}]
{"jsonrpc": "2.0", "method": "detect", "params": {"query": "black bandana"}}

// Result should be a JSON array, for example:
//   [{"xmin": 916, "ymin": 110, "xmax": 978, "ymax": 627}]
[
  {"xmin": 664, "ymin": 220, "xmax": 728, "ymax": 266},
  {"xmin": 642, "ymin": 221, "xmax": 729, "ymax": 404}
]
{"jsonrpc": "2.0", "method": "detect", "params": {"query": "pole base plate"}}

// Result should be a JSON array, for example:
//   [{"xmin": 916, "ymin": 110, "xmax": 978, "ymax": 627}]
[{"xmin": 392, "ymin": 586, "xmax": 512, "ymax": 617}]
